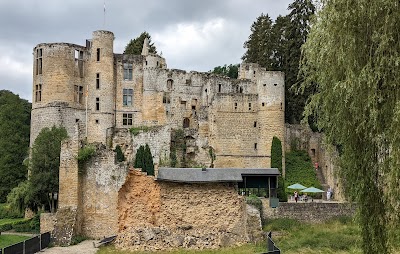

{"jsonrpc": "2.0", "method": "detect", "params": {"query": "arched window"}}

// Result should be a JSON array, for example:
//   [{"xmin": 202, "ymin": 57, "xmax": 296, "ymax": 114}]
[{"xmin": 183, "ymin": 118, "xmax": 190, "ymax": 128}]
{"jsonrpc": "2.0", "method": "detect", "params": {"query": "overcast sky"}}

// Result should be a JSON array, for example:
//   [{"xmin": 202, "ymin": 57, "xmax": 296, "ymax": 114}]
[{"xmin": 0, "ymin": 0, "xmax": 292, "ymax": 102}]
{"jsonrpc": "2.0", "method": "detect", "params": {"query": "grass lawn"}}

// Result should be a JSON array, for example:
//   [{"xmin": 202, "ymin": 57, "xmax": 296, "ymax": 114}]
[{"xmin": 0, "ymin": 234, "xmax": 30, "ymax": 249}]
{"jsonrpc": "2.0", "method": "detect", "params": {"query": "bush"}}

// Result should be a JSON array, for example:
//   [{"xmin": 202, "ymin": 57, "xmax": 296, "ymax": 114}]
[
  {"xmin": 13, "ymin": 214, "xmax": 40, "ymax": 233},
  {"xmin": 246, "ymin": 195, "xmax": 264, "ymax": 224},
  {"xmin": 78, "ymin": 144, "xmax": 96, "ymax": 173},
  {"xmin": 114, "ymin": 145, "xmax": 125, "ymax": 162},
  {"xmin": 129, "ymin": 126, "xmax": 151, "ymax": 136},
  {"xmin": 0, "ymin": 203, "xmax": 23, "ymax": 219}
]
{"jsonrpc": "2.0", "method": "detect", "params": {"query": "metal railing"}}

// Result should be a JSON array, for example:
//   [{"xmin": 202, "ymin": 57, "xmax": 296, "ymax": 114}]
[{"xmin": 2, "ymin": 231, "xmax": 50, "ymax": 254}]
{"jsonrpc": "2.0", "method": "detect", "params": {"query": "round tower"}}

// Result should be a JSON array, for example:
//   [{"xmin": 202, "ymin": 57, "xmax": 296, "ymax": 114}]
[
  {"xmin": 86, "ymin": 30, "xmax": 115, "ymax": 143},
  {"xmin": 30, "ymin": 43, "xmax": 87, "ymax": 147}
]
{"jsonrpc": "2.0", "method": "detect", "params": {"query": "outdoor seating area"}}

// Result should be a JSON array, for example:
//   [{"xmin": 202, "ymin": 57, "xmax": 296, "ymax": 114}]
[{"xmin": 288, "ymin": 183, "xmax": 327, "ymax": 203}]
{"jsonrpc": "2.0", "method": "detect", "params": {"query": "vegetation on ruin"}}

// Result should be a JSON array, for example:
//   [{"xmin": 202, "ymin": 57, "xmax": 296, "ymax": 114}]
[
  {"xmin": 129, "ymin": 126, "xmax": 152, "ymax": 136},
  {"xmin": 78, "ymin": 144, "xmax": 96, "ymax": 174},
  {"xmin": 284, "ymin": 150, "xmax": 321, "ymax": 197},
  {"xmin": 124, "ymin": 31, "xmax": 157, "ymax": 55},
  {"xmin": 170, "ymin": 129, "xmax": 185, "ymax": 167},
  {"xmin": 271, "ymin": 136, "xmax": 287, "ymax": 201},
  {"xmin": 211, "ymin": 64, "xmax": 239, "ymax": 78},
  {"xmin": 134, "ymin": 144, "xmax": 154, "ymax": 175},
  {"xmin": 0, "ymin": 90, "xmax": 31, "ymax": 202},
  {"xmin": 114, "ymin": 145, "xmax": 125, "ymax": 162},
  {"xmin": 299, "ymin": 0, "xmax": 400, "ymax": 252},
  {"xmin": 242, "ymin": 0, "xmax": 315, "ymax": 124}
]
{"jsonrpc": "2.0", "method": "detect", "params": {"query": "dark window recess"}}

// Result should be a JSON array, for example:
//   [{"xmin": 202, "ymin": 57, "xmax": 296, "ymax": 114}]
[
  {"xmin": 254, "ymin": 121, "xmax": 257, "ymax": 127},
  {"xmin": 96, "ymin": 48, "xmax": 100, "ymax": 61},
  {"xmin": 311, "ymin": 149, "xmax": 316, "ymax": 157},
  {"xmin": 145, "ymin": 61, "xmax": 148, "ymax": 65},
  {"xmin": 192, "ymin": 105, "xmax": 196, "ymax": 110},
  {"xmin": 254, "ymin": 143, "xmax": 257, "ymax": 150},
  {"xmin": 218, "ymin": 84, "xmax": 222, "ymax": 93},
  {"xmin": 123, "ymin": 113, "xmax": 133, "ymax": 126},
  {"xmin": 96, "ymin": 73, "xmax": 100, "ymax": 89},
  {"xmin": 75, "ymin": 119, "xmax": 79, "ymax": 123},
  {"xmin": 35, "ymin": 84, "xmax": 42, "ymax": 102},
  {"xmin": 123, "ymin": 63, "xmax": 133, "ymax": 80},
  {"xmin": 274, "ymin": 83, "xmax": 278, "ymax": 86},
  {"xmin": 186, "ymin": 79, "xmax": 191, "ymax": 85},
  {"xmin": 96, "ymin": 97, "xmax": 100, "ymax": 111},
  {"xmin": 280, "ymin": 103, "xmax": 283, "ymax": 110},
  {"xmin": 163, "ymin": 93, "xmax": 171, "ymax": 104},
  {"xmin": 36, "ymin": 48, "xmax": 43, "ymax": 75},
  {"xmin": 183, "ymin": 118, "xmax": 190, "ymax": 128},
  {"xmin": 263, "ymin": 84, "xmax": 266, "ymax": 87},
  {"xmin": 240, "ymin": 87, "xmax": 243, "ymax": 93},
  {"xmin": 74, "ymin": 85, "xmax": 83, "ymax": 104},
  {"xmin": 249, "ymin": 103, "xmax": 252, "ymax": 110},
  {"xmin": 262, "ymin": 102, "xmax": 265, "ymax": 107},
  {"xmin": 205, "ymin": 89, "xmax": 207, "ymax": 93},
  {"xmin": 234, "ymin": 102, "xmax": 238, "ymax": 110},
  {"xmin": 95, "ymin": 119, "xmax": 99, "ymax": 124}
]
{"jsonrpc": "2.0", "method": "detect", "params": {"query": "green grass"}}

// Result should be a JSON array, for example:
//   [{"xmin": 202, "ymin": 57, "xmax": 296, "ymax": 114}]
[
  {"xmin": 0, "ymin": 234, "xmax": 30, "ymax": 249},
  {"xmin": 0, "ymin": 218, "xmax": 25, "ymax": 226},
  {"xmin": 97, "ymin": 244, "xmax": 265, "ymax": 254},
  {"xmin": 264, "ymin": 217, "xmax": 362, "ymax": 254}
]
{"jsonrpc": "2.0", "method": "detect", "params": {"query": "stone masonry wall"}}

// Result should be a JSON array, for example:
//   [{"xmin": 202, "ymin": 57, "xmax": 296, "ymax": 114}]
[
  {"xmin": 40, "ymin": 213, "xmax": 56, "ymax": 234},
  {"xmin": 116, "ymin": 170, "xmax": 249, "ymax": 251},
  {"xmin": 262, "ymin": 199, "xmax": 356, "ymax": 223},
  {"xmin": 80, "ymin": 147, "xmax": 128, "ymax": 238}
]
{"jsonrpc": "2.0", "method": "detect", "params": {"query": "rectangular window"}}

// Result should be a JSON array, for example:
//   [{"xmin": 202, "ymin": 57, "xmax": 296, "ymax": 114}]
[
  {"xmin": 35, "ymin": 84, "xmax": 42, "ymax": 102},
  {"xmin": 123, "ymin": 113, "xmax": 133, "ymax": 126},
  {"xmin": 234, "ymin": 102, "xmax": 237, "ymax": 110},
  {"xmin": 96, "ymin": 48, "xmax": 100, "ymax": 61},
  {"xmin": 254, "ymin": 121, "xmax": 257, "ymax": 127},
  {"xmin": 36, "ymin": 48, "xmax": 43, "ymax": 75},
  {"xmin": 249, "ymin": 103, "xmax": 252, "ymax": 110},
  {"xmin": 96, "ymin": 73, "xmax": 100, "ymax": 89},
  {"xmin": 74, "ymin": 85, "xmax": 83, "ymax": 104},
  {"xmin": 96, "ymin": 97, "xmax": 100, "ymax": 110},
  {"xmin": 123, "ymin": 63, "xmax": 133, "ymax": 80},
  {"xmin": 254, "ymin": 143, "xmax": 258, "ymax": 150},
  {"xmin": 123, "ymin": 89, "xmax": 133, "ymax": 106}
]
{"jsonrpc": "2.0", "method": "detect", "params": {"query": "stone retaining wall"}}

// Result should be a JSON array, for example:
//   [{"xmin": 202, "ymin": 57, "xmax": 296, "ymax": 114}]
[{"xmin": 262, "ymin": 199, "xmax": 356, "ymax": 223}]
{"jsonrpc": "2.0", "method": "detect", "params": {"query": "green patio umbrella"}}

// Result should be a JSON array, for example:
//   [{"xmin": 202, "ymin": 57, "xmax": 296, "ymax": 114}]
[{"xmin": 287, "ymin": 183, "xmax": 307, "ymax": 190}]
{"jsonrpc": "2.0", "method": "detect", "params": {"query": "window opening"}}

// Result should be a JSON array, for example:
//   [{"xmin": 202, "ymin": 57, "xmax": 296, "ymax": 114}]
[
  {"xmin": 35, "ymin": 84, "xmax": 42, "ymax": 102},
  {"xmin": 167, "ymin": 79, "xmax": 173, "ymax": 90},
  {"xmin": 36, "ymin": 48, "xmax": 43, "ymax": 75},
  {"xmin": 218, "ymin": 84, "xmax": 222, "ymax": 93},
  {"xmin": 240, "ymin": 87, "xmax": 243, "ymax": 93},
  {"xmin": 262, "ymin": 102, "xmax": 265, "ymax": 107},
  {"xmin": 96, "ymin": 48, "xmax": 100, "ymax": 61},
  {"xmin": 249, "ymin": 103, "xmax": 252, "ymax": 110},
  {"xmin": 234, "ymin": 102, "xmax": 237, "ymax": 110},
  {"xmin": 311, "ymin": 149, "xmax": 316, "ymax": 157},
  {"xmin": 96, "ymin": 97, "xmax": 100, "ymax": 111},
  {"xmin": 123, "ymin": 113, "xmax": 133, "ymax": 126},
  {"xmin": 254, "ymin": 121, "xmax": 257, "ymax": 127},
  {"xmin": 96, "ymin": 73, "xmax": 100, "ymax": 89},
  {"xmin": 123, "ymin": 88, "xmax": 133, "ymax": 106},
  {"xmin": 274, "ymin": 83, "xmax": 278, "ymax": 86},
  {"xmin": 95, "ymin": 119, "xmax": 99, "ymax": 124},
  {"xmin": 254, "ymin": 143, "xmax": 257, "ymax": 150},
  {"xmin": 74, "ymin": 85, "xmax": 83, "ymax": 104},
  {"xmin": 123, "ymin": 63, "xmax": 133, "ymax": 80},
  {"xmin": 183, "ymin": 118, "xmax": 190, "ymax": 128},
  {"xmin": 163, "ymin": 93, "xmax": 171, "ymax": 104}
]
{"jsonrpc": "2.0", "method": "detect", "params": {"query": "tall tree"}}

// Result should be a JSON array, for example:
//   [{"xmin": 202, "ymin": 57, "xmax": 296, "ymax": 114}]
[
  {"xmin": 0, "ymin": 90, "xmax": 31, "ymax": 202},
  {"xmin": 300, "ymin": 0, "xmax": 400, "ymax": 252},
  {"xmin": 124, "ymin": 31, "xmax": 157, "ymax": 55},
  {"xmin": 270, "ymin": 136, "xmax": 286, "ymax": 201},
  {"xmin": 29, "ymin": 126, "xmax": 68, "ymax": 212}
]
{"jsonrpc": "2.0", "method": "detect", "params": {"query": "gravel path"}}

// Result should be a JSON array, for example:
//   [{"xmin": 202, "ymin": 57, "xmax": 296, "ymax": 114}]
[{"xmin": 40, "ymin": 240, "xmax": 99, "ymax": 254}]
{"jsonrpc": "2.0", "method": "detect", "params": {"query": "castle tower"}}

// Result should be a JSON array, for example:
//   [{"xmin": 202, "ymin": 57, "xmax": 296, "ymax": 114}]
[
  {"xmin": 141, "ymin": 37, "xmax": 149, "ymax": 56},
  {"xmin": 86, "ymin": 30, "xmax": 115, "ymax": 143},
  {"xmin": 30, "ymin": 42, "xmax": 87, "ymax": 147}
]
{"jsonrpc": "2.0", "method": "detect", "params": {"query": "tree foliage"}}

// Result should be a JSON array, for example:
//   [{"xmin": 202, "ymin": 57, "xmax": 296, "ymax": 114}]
[
  {"xmin": 270, "ymin": 136, "xmax": 287, "ymax": 201},
  {"xmin": 299, "ymin": 0, "xmax": 400, "ymax": 252},
  {"xmin": 211, "ymin": 64, "xmax": 239, "ymax": 79},
  {"xmin": 0, "ymin": 90, "xmax": 31, "ymax": 202},
  {"xmin": 242, "ymin": 1, "xmax": 315, "ymax": 124},
  {"xmin": 134, "ymin": 144, "xmax": 154, "ymax": 175},
  {"xmin": 29, "ymin": 126, "xmax": 68, "ymax": 212},
  {"xmin": 115, "ymin": 145, "xmax": 125, "ymax": 162},
  {"xmin": 124, "ymin": 31, "xmax": 157, "ymax": 55}
]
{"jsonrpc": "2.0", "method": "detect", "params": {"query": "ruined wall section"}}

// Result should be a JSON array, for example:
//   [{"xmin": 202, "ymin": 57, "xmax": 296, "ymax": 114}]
[
  {"xmin": 116, "ymin": 171, "xmax": 249, "ymax": 251},
  {"xmin": 80, "ymin": 147, "xmax": 128, "ymax": 238}
]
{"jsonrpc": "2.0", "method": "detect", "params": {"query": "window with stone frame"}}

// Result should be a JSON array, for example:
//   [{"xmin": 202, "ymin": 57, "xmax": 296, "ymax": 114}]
[
  {"xmin": 96, "ymin": 73, "xmax": 100, "ymax": 89},
  {"xmin": 35, "ymin": 84, "xmax": 42, "ymax": 102},
  {"xmin": 74, "ymin": 85, "xmax": 83, "ymax": 104},
  {"xmin": 96, "ymin": 97, "xmax": 100, "ymax": 110},
  {"xmin": 123, "ymin": 63, "xmax": 133, "ymax": 80},
  {"xmin": 123, "ymin": 113, "xmax": 133, "ymax": 126},
  {"xmin": 36, "ymin": 48, "xmax": 43, "ymax": 75},
  {"xmin": 123, "ymin": 88, "xmax": 133, "ymax": 106}
]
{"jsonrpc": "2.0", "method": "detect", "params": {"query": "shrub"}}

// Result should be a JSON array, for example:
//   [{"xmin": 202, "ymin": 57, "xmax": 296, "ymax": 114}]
[
  {"xmin": 246, "ymin": 195, "xmax": 264, "ymax": 224},
  {"xmin": 114, "ymin": 145, "xmax": 125, "ymax": 162},
  {"xmin": 78, "ymin": 144, "xmax": 96, "ymax": 174},
  {"xmin": 129, "ymin": 126, "xmax": 151, "ymax": 136}
]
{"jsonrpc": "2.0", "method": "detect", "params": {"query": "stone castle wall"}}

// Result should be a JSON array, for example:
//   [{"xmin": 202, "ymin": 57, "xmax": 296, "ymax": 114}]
[{"xmin": 116, "ymin": 170, "xmax": 249, "ymax": 251}]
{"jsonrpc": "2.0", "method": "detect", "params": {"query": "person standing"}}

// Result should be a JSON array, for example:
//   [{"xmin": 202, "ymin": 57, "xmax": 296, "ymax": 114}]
[{"xmin": 294, "ymin": 191, "xmax": 299, "ymax": 203}]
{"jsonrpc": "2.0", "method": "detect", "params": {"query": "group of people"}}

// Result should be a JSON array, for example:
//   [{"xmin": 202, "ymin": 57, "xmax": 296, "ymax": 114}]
[{"xmin": 293, "ymin": 191, "xmax": 308, "ymax": 202}]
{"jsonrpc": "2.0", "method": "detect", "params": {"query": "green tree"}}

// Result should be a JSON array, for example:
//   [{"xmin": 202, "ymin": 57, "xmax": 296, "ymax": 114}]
[
  {"xmin": 124, "ymin": 31, "xmax": 157, "ymax": 55},
  {"xmin": 211, "ymin": 64, "xmax": 239, "ymax": 79},
  {"xmin": 270, "ymin": 136, "xmax": 287, "ymax": 201},
  {"xmin": 0, "ymin": 90, "xmax": 31, "ymax": 202},
  {"xmin": 134, "ymin": 145, "xmax": 145, "ymax": 169},
  {"xmin": 134, "ymin": 144, "xmax": 154, "ymax": 175},
  {"xmin": 300, "ymin": 0, "xmax": 400, "ymax": 252},
  {"xmin": 114, "ymin": 145, "xmax": 125, "ymax": 162},
  {"xmin": 29, "ymin": 126, "xmax": 68, "ymax": 212}
]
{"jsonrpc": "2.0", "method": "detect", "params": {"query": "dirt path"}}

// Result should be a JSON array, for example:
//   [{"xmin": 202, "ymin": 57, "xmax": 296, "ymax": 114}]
[{"xmin": 40, "ymin": 240, "xmax": 99, "ymax": 254}]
